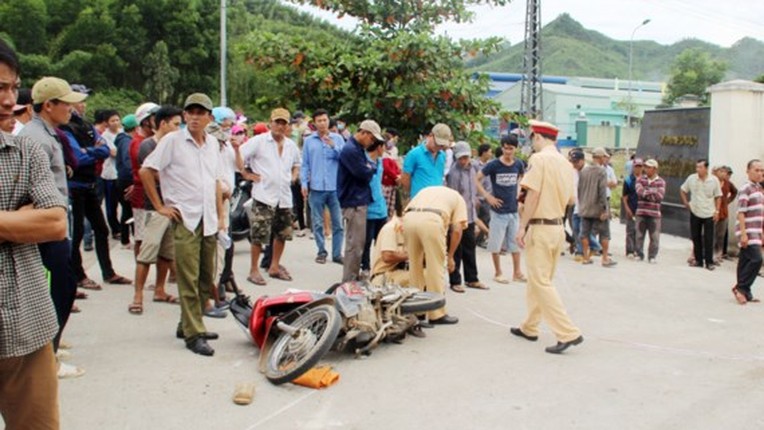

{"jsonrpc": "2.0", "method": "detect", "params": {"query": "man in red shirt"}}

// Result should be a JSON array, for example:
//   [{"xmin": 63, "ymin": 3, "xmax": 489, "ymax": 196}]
[{"xmin": 128, "ymin": 102, "xmax": 158, "ymax": 256}]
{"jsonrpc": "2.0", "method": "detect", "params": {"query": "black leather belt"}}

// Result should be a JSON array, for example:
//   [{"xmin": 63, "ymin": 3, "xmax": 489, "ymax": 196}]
[
  {"xmin": 528, "ymin": 218, "xmax": 563, "ymax": 225},
  {"xmin": 405, "ymin": 207, "xmax": 443, "ymax": 217}
]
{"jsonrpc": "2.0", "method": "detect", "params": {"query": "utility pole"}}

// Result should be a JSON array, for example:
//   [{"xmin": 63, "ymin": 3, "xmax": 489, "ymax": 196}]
[
  {"xmin": 220, "ymin": 0, "xmax": 227, "ymax": 107},
  {"xmin": 627, "ymin": 18, "xmax": 650, "ymax": 127},
  {"xmin": 520, "ymin": 0, "xmax": 543, "ymax": 119}
]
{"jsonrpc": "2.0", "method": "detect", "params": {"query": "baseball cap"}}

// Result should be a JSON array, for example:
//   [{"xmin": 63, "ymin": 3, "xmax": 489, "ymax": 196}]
[
  {"xmin": 645, "ymin": 159, "xmax": 659, "ymax": 168},
  {"xmin": 70, "ymin": 84, "xmax": 92, "ymax": 95},
  {"xmin": 528, "ymin": 119, "xmax": 559, "ymax": 140},
  {"xmin": 206, "ymin": 122, "xmax": 228, "ymax": 142},
  {"xmin": 212, "ymin": 106, "xmax": 236, "ymax": 124},
  {"xmin": 121, "ymin": 114, "xmax": 138, "ymax": 130},
  {"xmin": 32, "ymin": 77, "xmax": 88, "ymax": 104},
  {"xmin": 592, "ymin": 147, "xmax": 608, "ymax": 158},
  {"xmin": 13, "ymin": 88, "xmax": 31, "ymax": 112},
  {"xmin": 633, "ymin": 158, "xmax": 644, "ymax": 166},
  {"xmin": 568, "ymin": 150, "xmax": 585, "ymax": 161},
  {"xmin": 231, "ymin": 124, "xmax": 246, "ymax": 135},
  {"xmin": 270, "ymin": 108, "xmax": 291, "ymax": 123},
  {"xmin": 135, "ymin": 102, "xmax": 159, "ymax": 124},
  {"xmin": 292, "ymin": 110, "xmax": 305, "ymax": 120},
  {"xmin": 431, "ymin": 123, "xmax": 453, "ymax": 147},
  {"xmin": 453, "ymin": 141, "xmax": 471, "ymax": 159},
  {"xmin": 184, "ymin": 93, "xmax": 213, "ymax": 112},
  {"xmin": 359, "ymin": 119, "xmax": 385, "ymax": 142},
  {"xmin": 253, "ymin": 122, "xmax": 269, "ymax": 135}
]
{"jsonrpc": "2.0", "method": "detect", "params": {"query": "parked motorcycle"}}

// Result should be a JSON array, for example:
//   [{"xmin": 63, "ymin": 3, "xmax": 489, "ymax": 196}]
[
  {"xmin": 229, "ymin": 179, "xmax": 252, "ymax": 242},
  {"xmin": 229, "ymin": 281, "xmax": 444, "ymax": 385}
]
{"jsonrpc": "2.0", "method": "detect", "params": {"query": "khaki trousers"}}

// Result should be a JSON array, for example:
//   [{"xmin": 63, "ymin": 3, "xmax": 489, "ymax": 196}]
[
  {"xmin": 0, "ymin": 343, "xmax": 59, "ymax": 430},
  {"xmin": 174, "ymin": 222, "xmax": 217, "ymax": 339},
  {"xmin": 403, "ymin": 212, "xmax": 447, "ymax": 320},
  {"xmin": 370, "ymin": 269, "xmax": 410, "ymax": 287},
  {"xmin": 520, "ymin": 225, "xmax": 581, "ymax": 342}
]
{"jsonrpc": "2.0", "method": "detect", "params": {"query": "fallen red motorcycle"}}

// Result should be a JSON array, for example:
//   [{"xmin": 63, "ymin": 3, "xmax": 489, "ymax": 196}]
[{"xmin": 229, "ymin": 281, "xmax": 445, "ymax": 385}]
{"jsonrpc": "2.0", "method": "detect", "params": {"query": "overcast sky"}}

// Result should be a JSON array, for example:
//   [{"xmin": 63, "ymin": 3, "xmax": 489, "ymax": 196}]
[{"xmin": 293, "ymin": 0, "xmax": 764, "ymax": 47}]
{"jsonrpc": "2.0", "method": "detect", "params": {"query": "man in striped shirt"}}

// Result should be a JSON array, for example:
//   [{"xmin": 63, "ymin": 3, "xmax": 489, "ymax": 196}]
[
  {"xmin": 635, "ymin": 159, "xmax": 666, "ymax": 263},
  {"xmin": 731, "ymin": 159, "xmax": 764, "ymax": 305}
]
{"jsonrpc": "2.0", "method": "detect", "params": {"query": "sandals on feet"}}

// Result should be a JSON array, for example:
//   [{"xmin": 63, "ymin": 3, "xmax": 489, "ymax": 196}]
[
  {"xmin": 247, "ymin": 274, "xmax": 267, "ymax": 286},
  {"xmin": 512, "ymin": 274, "xmax": 527, "ymax": 283},
  {"xmin": 450, "ymin": 284, "xmax": 466, "ymax": 293},
  {"xmin": 128, "ymin": 302, "xmax": 144, "ymax": 315},
  {"xmin": 268, "ymin": 267, "xmax": 293, "ymax": 281},
  {"xmin": 78, "ymin": 278, "xmax": 102, "ymax": 291},
  {"xmin": 466, "ymin": 282, "xmax": 490, "ymax": 290},
  {"xmin": 493, "ymin": 276, "xmax": 510, "ymax": 284},
  {"xmin": 106, "ymin": 275, "xmax": 132, "ymax": 285},
  {"xmin": 153, "ymin": 294, "xmax": 179, "ymax": 304},
  {"xmin": 732, "ymin": 287, "xmax": 748, "ymax": 305}
]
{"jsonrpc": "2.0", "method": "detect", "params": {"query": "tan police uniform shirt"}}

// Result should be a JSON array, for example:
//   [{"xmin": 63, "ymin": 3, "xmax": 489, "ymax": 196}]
[
  {"xmin": 520, "ymin": 145, "xmax": 575, "ymax": 219},
  {"xmin": 404, "ymin": 186, "xmax": 469, "ymax": 230},
  {"xmin": 371, "ymin": 217, "xmax": 405, "ymax": 276}
]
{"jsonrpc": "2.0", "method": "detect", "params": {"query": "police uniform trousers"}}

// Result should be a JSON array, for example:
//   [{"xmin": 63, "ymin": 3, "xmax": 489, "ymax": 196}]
[
  {"xmin": 402, "ymin": 211, "xmax": 447, "ymax": 320},
  {"xmin": 520, "ymin": 224, "xmax": 581, "ymax": 342}
]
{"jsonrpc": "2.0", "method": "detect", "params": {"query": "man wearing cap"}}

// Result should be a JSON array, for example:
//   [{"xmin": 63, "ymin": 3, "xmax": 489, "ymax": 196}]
[
  {"xmin": 61, "ymin": 85, "xmax": 132, "ymax": 290},
  {"xmin": 401, "ymin": 123, "xmax": 451, "ymax": 198},
  {"xmin": 338, "ymin": 119, "xmax": 384, "ymax": 282},
  {"xmin": 301, "ymin": 109, "xmax": 345, "ymax": 265},
  {"xmin": 403, "ymin": 185, "xmax": 467, "ymax": 324},
  {"xmin": 129, "ymin": 105, "xmax": 184, "ymax": 315},
  {"xmin": 236, "ymin": 108, "xmax": 301, "ymax": 285},
  {"xmin": 128, "ymin": 102, "xmax": 159, "ymax": 256},
  {"xmin": 511, "ymin": 120, "xmax": 584, "ymax": 354},
  {"xmin": 476, "ymin": 134, "xmax": 528, "ymax": 284},
  {"xmin": 141, "ymin": 93, "xmax": 226, "ymax": 356},
  {"xmin": 446, "ymin": 141, "xmax": 485, "ymax": 292},
  {"xmin": 635, "ymin": 159, "xmax": 666, "ymax": 263},
  {"xmin": 19, "ymin": 76, "xmax": 92, "ymax": 377},
  {"xmin": 11, "ymin": 88, "xmax": 32, "ymax": 135},
  {"xmin": 622, "ymin": 158, "xmax": 644, "ymax": 258},
  {"xmin": 0, "ymin": 42, "xmax": 69, "ymax": 427},
  {"xmin": 115, "ymin": 114, "xmax": 137, "ymax": 247},
  {"xmin": 680, "ymin": 159, "xmax": 722, "ymax": 270},
  {"xmin": 578, "ymin": 147, "xmax": 617, "ymax": 267}
]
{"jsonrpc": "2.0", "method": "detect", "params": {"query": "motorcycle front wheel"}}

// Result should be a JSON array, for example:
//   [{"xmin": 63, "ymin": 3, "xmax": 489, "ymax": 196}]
[
  {"xmin": 400, "ymin": 291, "xmax": 446, "ymax": 314},
  {"xmin": 264, "ymin": 304, "xmax": 341, "ymax": 385}
]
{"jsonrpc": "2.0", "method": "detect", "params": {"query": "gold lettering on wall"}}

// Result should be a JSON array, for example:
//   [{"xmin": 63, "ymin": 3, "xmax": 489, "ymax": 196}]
[{"xmin": 659, "ymin": 135, "xmax": 699, "ymax": 146}]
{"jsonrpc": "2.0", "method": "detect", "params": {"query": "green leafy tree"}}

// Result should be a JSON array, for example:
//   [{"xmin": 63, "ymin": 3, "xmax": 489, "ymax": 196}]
[
  {"xmin": 664, "ymin": 48, "xmax": 727, "ymax": 105},
  {"xmin": 237, "ymin": 0, "xmax": 508, "ymax": 146},
  {"xmin": 0, "ymin": 0, "xmax": 49, "ymax": 54},
  {"xmin": 143, "ymin": 41, "xmax": 179, "ymax": 104},
  {"xmin": 755, "ymin": 74, "xmax": 764, "ymax": 84}
]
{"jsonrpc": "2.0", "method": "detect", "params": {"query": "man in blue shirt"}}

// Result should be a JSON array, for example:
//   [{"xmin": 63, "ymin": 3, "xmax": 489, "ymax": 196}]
[
  {"xmin": 338, "ymin": 119, "xmax": 384, "ymax": 282},
  {"xmin": 401, "ymin": 123, "xmax": 452, "ymax": 198},
  {"xmin": 621, "ymin": 158, "xmax": 643, "ymax": 258},
  {"xmin": 475, "ymin": 134, "xmax": 526, "ymax": 284},
  {"xmin": 301, "ymin": 109, "xmax": 344, "ymax": 264}
]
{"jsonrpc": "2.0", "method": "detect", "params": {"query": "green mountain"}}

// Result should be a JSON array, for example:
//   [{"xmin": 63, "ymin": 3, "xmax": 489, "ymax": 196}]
[{"xmin": 469, "ymin": 14, "xmax": 764, "ymax": 81}]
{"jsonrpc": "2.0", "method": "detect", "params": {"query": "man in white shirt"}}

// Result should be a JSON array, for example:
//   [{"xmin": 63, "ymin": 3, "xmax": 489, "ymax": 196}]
[
  {"xmin": 235, "ymin": 108, "xmax": 301, "ymax": 286},
  {"xmin": 140, "ymin": 93, "xmax": 226, "ymax": 357},
  {"xmin": 680, "ymin": 159, "xmax": 722, "ymax": 270}
]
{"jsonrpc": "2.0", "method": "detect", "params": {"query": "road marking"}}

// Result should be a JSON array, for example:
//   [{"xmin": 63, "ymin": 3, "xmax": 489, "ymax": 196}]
[{"xmin": 244, "ymin": 390, "xmax": 319, "ymax": 430}]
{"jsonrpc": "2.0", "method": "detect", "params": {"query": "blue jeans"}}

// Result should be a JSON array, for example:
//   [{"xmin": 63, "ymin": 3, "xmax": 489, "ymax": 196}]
[
  {"xmin": 572, "ymin": 214, "xmax": 601, "ymax": 254},
  {"xmin": 308, "ymin": 190, "xmax": 344, "ymax": 259}
]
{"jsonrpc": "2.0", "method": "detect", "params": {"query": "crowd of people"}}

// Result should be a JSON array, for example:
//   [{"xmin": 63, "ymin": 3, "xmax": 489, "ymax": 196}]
[{"xmin": 2, "ymin": 38, "xmax": 763, "ymax": 429}]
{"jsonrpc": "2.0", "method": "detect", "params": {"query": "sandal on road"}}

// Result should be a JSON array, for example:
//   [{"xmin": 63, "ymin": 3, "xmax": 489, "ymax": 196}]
[
  {"xmin": 105, "ymin": 275, "xmax": 132, "ymax": 285},
  {"xmin": 466, "ymin": 282, "xmax": 490, "ymax": 290},
  {"xmin": 128, "ymin": 302, "xmax": 144, "ymax": 315},
  {"xmin": 77, "ymin": 278, "xmax": 102, "ymax": 291},
  {"xmin": 268, "ymin": 268, "xmax": 292, "ymax": 281},
  {"xmin": 153, "ymin": 294, "xmax": 179, "ymax": 304},
  {"xmin": 512, "ymin": 274, "xmax": 528, "ymax": 283},
  {"xmin": 493, "ymin": 276, "xmax": 510, "ymax": 285},
  {"xmin": 247, "ymin": 274, "xmax": 267, "ymax": 286},
  {"xmin": 450, "ymin": 284, "xmax": 466, "ymax": 293}
]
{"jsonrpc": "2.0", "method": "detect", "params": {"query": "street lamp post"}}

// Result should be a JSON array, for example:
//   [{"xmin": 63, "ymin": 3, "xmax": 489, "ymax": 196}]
[
  {"xmin": 627, "ymin": 18, "xmax": 651, "ymax": 127},
  {"xmin": 220, "ymin": 0, "xmax": 227, "ymax": 107}
]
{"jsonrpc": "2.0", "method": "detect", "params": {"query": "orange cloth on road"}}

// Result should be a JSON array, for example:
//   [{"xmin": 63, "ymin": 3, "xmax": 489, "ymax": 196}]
[{"xmin": 291, "ymin": 366, "xmax": 340, "ymax": 389}]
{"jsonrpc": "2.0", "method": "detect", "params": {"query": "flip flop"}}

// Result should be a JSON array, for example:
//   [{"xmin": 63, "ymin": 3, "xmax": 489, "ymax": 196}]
[
  {"xmin": 153, "ymin": 294, "xmax": 179, "ymax": 304},
  {"xmin": 278, "ymin": 265, "xmax": 291, "ymax": 278},
  {"xmin": 268, "ymin": 269, "xmax": 292, "ymax": 281},
  {"xmin": 466, "ymin": 282, "xmax": 490, "ymax": 290},
  {"xmin": 582, "ymin": 259, "xmax": 594, "ymax": 265},
  {"xmin": 512, "ymin": 274, "xmax": 528, "ymax": 283},
  {"xmin": 247, "ymin": 274, "xmax": 267, "ymax": 286},
  {"xmin": 450, "ymin": 284, "xmax": 466, "ymax": 293},
  {"xmin": 493, "ymin": 276, "xmax": 510, "ymax": 284},
  {"xmin": 232, "ymin": 382, "xmax": 256, "ymax": 405},
  {"xmin": 106, "ymin": 275, "xmax": 132, "ymax": 285},
  {"xmin": 77, "ymin": 278, "xmax": 102, "ymax": 291},
  {"xmin": 75, "ymin": 291, "xmax": 88, "ymax": 300},
  {"xmin": 128, "ymin": 302, "xmax": 144, "ymax": 315},
  {"xmin": 71, "ymin": 304, "xmax": 81, "ymax": 313},
  {"xmin": 602, "ymin": 260, "xmax": 618, "ymax": 268}
]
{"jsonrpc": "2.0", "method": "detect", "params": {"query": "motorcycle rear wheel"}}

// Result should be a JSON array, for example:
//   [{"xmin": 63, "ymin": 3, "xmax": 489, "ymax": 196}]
[
  {"xmin": 400, "ymin": 292, "xmax": 446, "ymax": 314},
  {"xmin": 264, "ymin": 304, "xmax": 341, "ymax": 385}
]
